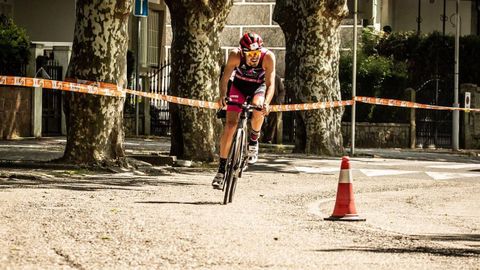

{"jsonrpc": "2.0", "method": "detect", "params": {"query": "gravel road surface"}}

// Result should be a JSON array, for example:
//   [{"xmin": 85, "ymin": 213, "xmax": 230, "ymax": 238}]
[{"xmin": 0, "ymin": 138, "xmax": 479, "ymax": 269}]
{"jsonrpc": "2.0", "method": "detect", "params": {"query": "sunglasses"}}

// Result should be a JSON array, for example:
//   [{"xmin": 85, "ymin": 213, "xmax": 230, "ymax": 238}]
[{"xmin": 244, "ymin": 50, "xmax": 261, "ymax": 58}]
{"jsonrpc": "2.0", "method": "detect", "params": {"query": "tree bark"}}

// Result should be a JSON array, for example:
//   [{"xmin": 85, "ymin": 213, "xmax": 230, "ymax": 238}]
[
  {"xmin": 274, "ymin": 0, "xmax": 348, "ymax": 156},
  {"xmin": 62, "ymin": 0, "xmax": 131, "ymax": 166},
  {"xmin": 165, "ymin": 0, "xmax": 233, "ymax": 162}
]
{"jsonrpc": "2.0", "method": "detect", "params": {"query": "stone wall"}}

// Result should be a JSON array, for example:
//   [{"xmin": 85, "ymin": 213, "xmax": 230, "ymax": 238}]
[
  {"xmin": 342, "ymin": 122, "xmax": 410, "ymax": 148},
  {"xmin": 165, "ymin": 1, "xmax": 358, "ymax": 77},
  {"xmin": 0, "ymin": 86, "xmax": 32, "ymax": 139}
]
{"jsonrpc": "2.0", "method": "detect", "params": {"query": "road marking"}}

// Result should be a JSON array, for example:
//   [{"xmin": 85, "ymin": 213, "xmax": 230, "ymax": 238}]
[
  {"xmin": 425, "ymin": 172, "xmax": 480, "ymax": 180},
  {"xmin": 361, "ymin": 161, "xmax": 430, "ymax": 167},
  {"xmin": 360, "ymin": 169, "xmax": 417, "ymax": 177},
  {"xmin": 427, "ymin": 164, "xmax": 480, "ymax": 169},
  {"xmin": 295, "ymin": 166, "xmax": 338, "ymax": 174},
  {"xmin": 307, "ymin": 199, "xmax": 335, "ymax": 217},
  {"xmin": 273, "ymin": 159, "xmax": 293, "ymax": 163}
]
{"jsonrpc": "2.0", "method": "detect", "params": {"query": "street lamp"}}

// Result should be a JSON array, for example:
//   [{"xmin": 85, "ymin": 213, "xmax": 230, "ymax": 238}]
[
  {"xmin": 452, "ymin": 0, "xmax": 460, "ymax": 151},
  {"xmin": 134, "ymin": 0, "xmax": 148, "ymax": 136},
  {"xmin": 351, "ymin": 0, "xmax": 358, "ymax": 156},
  {"xmin": 417, "ymin": 0, "xmax": 422, "ymax": 35},
  {"xmin": 442, "ymin": 0, "xmax": 447, "ymax": 35}
]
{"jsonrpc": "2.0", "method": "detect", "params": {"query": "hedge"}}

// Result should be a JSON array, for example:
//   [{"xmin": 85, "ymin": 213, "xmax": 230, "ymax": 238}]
[{"xmin": 0, "ymin": 15, "xmax": 30, "ymax": 76}]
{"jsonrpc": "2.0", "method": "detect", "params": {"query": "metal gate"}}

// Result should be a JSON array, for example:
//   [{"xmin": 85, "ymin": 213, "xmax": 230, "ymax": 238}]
[
  {"xmin": 40, "ymin": 59, "xmax": 63, "ymax": 136},
  {"xmin": 282, "ymin": 96, "xmax": 295, "ymax": 144},
  {"xmin": 415, "ymin": 78, "xmax": 452, "ymax": 148},
  {"xmin": 149, "ymin": 61, "xmax": 171, "ymax": 136}
]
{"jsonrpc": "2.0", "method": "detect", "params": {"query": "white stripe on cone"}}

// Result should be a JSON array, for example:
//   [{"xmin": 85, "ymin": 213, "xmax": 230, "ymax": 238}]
[{"xmin": 338, "ymin": 169, "xmax": 352, "ymax": 184}]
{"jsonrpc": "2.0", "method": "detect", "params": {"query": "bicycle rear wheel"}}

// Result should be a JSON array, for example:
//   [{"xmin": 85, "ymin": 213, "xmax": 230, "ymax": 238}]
[{"xmin": 223, "ymin": 130, "xmax": 242, "ymax": 204}]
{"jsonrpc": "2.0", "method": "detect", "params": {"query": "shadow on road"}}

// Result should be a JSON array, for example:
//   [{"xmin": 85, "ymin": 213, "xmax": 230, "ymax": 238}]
[
  {"xmin": 414, "ymin": 234, "xmax": 480, "ymax": 242},
  {"xmin": 245, "ymin": 156, "xmax": 298, "ymax": 174},
  {"xmin": 313, "ymin": 246, "xmax": 480, "ymax": 257},
  {"xmin": 0, "ymin": 176, "xmax": 203, "ymax": 192},
  {"xmin": 135, "ymin": 200, "xmax": 221, "ymax": 205}
]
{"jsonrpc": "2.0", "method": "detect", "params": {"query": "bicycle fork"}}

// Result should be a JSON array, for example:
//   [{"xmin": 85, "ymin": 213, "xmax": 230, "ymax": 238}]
[{"xmin": 236, "ymin": 117, "xmax": 249, "ymax": 175}]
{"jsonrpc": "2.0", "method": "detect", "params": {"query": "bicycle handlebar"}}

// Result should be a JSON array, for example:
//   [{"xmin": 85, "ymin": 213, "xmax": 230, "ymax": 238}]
[{"xmin": 225, "ymin": 98, "xmax": 263, "ymax": 111}]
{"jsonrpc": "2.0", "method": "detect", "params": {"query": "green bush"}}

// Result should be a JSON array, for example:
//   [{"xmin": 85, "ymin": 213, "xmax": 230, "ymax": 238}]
[
  {"xmin": 376, "ymin": 31, "xmax": 420, "ymax": 62},
  {"xmin": 376, "ymin": 31, "xmax": 480, "ymax": 86},
  {"xmin": 341, "ymin": 28, "xmax": 480, "ymax": 123},
  {"xmin": 0, "ymin": 15, "xmax": 30, "ymax": 76},
  {"xmin": 360, "ymin": 27, "xmax": 382, "ymax": 55},
  {"xmin": 459, "ymin": 35, "xmax": 480, "ymax": 86},
  {"xmin": 340, "ymin": 42, "xmax": 409, "ymax": 123}
]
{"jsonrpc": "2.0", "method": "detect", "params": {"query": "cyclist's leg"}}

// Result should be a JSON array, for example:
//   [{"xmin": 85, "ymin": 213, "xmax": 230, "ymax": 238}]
[
  {"xmin": 213, "ymin": 84, "xmax": 244, "ymax": 188},
  {"xmin": 220, "ymin": 83, "xmax": 245, "ymax": 159},
  {"xmin": 247, "ymin": 84, "xmax": 266, "ymax": 164}
]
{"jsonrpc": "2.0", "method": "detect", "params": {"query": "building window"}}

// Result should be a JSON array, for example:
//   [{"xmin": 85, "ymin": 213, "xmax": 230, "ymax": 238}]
[{"xmin": 147, "ymin": 9, "xmax": 160, "ymax": 67}]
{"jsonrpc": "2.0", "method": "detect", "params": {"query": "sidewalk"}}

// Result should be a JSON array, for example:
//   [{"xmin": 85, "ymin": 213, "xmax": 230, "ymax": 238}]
[
  {"xmin": 0, "ymin": 136, "xmax": 478, "ymax": 164},
  {"xmin": 0, "ymin": 137, "xmax": 170, "ymax": 163}
]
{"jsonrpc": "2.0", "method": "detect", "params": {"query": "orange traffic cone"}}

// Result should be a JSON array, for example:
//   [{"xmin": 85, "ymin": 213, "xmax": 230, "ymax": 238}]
[{"xmin": 324, "ymin": 156, "xmax": 366, "ymax": 221}]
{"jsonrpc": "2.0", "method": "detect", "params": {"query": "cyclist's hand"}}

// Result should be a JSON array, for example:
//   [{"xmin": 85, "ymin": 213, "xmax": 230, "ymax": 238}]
[
  {"xmin": 217, "ymin": 95, "xmax": 227, "ymax": 108},
  {"xmin": 262, "ymin": 103, "xmax": 270, "ymax": 116}
]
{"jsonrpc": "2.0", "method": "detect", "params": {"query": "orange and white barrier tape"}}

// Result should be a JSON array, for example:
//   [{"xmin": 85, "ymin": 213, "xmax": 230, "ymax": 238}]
[
  {"xmin": 355, "ymin": 96, "xmax": 480, "ymax": 113},
  {"xmin": 68, "ymin": 78, "xmax": 352, "ymax": 111},
  {"xmin": 66, "ymin": 78, "xmax": 220, "ymax": 110},
  {"xmin": 1, "ymin": 76, "xmax": 479, "ymax": 113},
  {"xmin": 0, "ymin": 76, "xmax": 124, "ymax": 97},
  {"xmin": 270, "ymin": 100, "xmax": 354, "ymax": 112}
]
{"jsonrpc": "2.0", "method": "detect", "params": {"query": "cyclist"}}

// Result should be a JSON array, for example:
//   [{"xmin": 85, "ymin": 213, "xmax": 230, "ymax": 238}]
[{"xmin": 212, "ymin": 32, "xmax": 276, "ymax": 189}]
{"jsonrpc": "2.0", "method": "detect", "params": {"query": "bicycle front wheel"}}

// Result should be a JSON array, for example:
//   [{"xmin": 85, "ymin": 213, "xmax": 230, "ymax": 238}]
[{"xmin": 223, "ymin": 130, "xmax": 243, "ymax": 204}]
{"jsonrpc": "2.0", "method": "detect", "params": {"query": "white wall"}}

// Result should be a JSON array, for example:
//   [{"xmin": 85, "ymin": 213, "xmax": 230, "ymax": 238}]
[
  {"xmin": 390, "ymin": 0, "xmax": 474, "ymax": 35},
  {"xmin": 13, "ymin": 0, "xmax": 76, "ymax": 42},
  {"xmin": 380, "ymin": 0, "xmax": 395, "ymax": 27}
]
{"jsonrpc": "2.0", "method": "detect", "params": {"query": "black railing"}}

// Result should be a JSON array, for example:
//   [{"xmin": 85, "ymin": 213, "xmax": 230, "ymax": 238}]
[
  {"xmin": 415, "ymin": 78, "xmax": 452, "ymax": 148},
  {"xmin": 41, "ymin": 60, "xmax": 63, "ymax": 135},
  {"xmin": 149, "ymin": 61, "xmax": 171, "ymax": 136}
]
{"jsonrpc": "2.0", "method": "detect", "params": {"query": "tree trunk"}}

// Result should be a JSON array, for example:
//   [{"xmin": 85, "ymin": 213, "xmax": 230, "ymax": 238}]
[
  {"xmin": 273, "ymin": 0, "xmax": 348, "ymax": 156},
  {"xmin": 62, "ymin": 0, "xmax": 131, "ymax": 166},
  {"xmin": 165, "ymin": 0, "xmax": 232, "ymax": 162}
]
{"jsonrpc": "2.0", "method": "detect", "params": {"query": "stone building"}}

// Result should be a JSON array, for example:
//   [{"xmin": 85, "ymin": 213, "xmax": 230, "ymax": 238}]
[
  {"xmin": 163, "ymin": 0, "xmax": 361, "ymax": 77},
  {"xmin": 165, "ymin": 1, "xmax": 286, "ymax": 76}
]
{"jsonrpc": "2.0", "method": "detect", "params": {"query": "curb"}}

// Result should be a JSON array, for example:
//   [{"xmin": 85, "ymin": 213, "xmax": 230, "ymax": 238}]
[{"xmin": 129, "ymin": 155, "xmax": 176, "ymax": 166}]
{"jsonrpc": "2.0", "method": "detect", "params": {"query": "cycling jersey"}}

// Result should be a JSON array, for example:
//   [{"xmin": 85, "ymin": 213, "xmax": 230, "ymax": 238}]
[
  {"xmin": 232, "ymin": 47, "xmax": 269, "ymax": 93},
  {"xmin": 227, "ymin": 48, "xmax": 269, "ymax": 112}
]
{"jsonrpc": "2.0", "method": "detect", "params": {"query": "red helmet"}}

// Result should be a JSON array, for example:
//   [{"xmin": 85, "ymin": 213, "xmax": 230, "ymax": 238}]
[{"xmin": 239, "ymin": 32, "xmax": 263, "ymax": 51}]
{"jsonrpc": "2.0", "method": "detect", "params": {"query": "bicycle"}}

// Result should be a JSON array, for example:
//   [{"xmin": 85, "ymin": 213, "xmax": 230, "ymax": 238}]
[{"xmin": 219, "ymin": 97, "xmax": 262, "ymax": 205}]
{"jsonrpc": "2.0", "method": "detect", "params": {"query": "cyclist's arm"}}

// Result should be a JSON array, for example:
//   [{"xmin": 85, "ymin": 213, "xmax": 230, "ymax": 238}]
[
  {"xmin": 219, "ymin": 50, "xmax": 240, "ymax": 101},
  {"xmin": 263, "ymin": 52, "xmax": 276, "ymax": 106}
]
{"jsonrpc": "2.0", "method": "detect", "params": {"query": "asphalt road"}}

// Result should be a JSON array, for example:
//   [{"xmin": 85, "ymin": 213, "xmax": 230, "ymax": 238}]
[{"xmin": 0, "ymin": 138, "xmax": 479, "ymax": 269}]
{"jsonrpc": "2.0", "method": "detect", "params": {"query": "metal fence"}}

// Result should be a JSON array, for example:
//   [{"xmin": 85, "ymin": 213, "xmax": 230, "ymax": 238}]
[
  {"xmin": 415, "ymin": 78, "xmax": 452, "ymax": 148},
  {"xmin": 40, "ymin": 59, "xmax": 63, "ymax": 135},
  {"xmin": 149, "ymin": 60, "xmax": 171, "ymax": 136}
]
